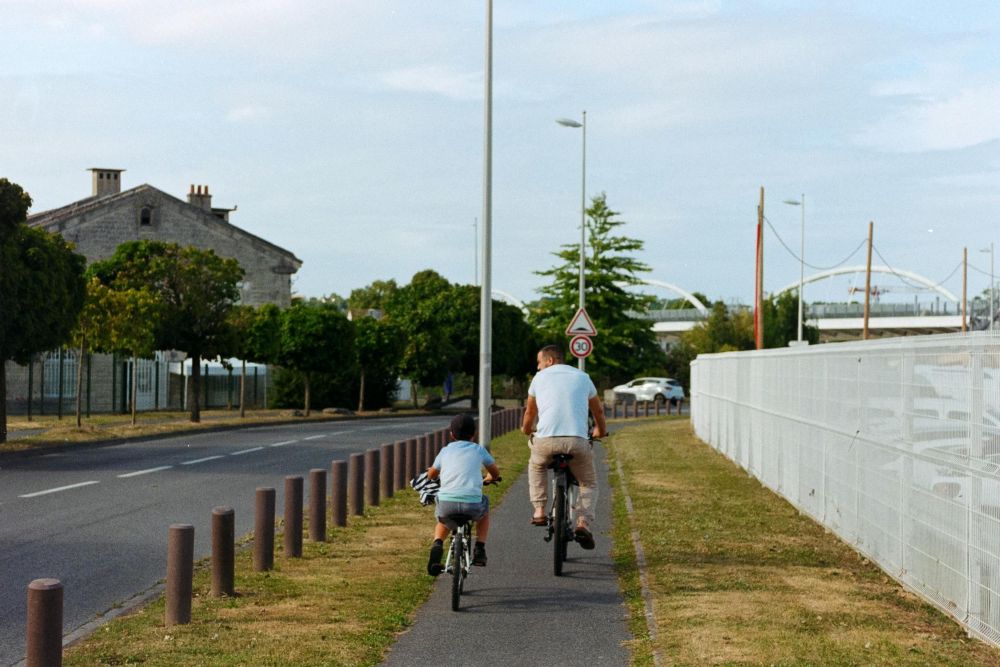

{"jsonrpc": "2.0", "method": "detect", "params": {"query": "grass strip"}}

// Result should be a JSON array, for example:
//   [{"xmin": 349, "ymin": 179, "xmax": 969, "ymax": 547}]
[
  {"xmin": 606, "ymin": 418, "xmax": 1000, "ymax": 666},
  {"xmin": 64, "ymin": 429, "xmax": 529, "ymax": 666}
]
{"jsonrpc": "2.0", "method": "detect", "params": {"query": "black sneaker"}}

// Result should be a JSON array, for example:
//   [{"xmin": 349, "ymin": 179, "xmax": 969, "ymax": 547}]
[
  {"xmin": 472, "ymin": 542, "xmax": 487, "ymax": 566},
  {"xmin": 427, "ymin": 541, "xmax": 444, "ymax": 576}
]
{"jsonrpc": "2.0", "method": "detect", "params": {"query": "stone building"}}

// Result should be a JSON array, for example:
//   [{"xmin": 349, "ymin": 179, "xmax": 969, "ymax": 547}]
[
  {"xmin": 5, "ymin": 169, "xmax": 300, "ymax": 417},
  {"xmin": 27, "ymin": 168, "xmax": 301, "ymax": 307}
]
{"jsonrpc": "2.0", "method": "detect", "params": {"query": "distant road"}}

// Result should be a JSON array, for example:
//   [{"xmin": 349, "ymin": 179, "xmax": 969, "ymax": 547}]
[{"xmin": 0, "ymin": 416, "xmax": 451, "ymax": 667}]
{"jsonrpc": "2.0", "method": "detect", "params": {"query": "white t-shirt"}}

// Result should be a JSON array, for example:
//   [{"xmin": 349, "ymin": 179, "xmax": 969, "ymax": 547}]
[{"xmin": 528, "ymin": 363, "xmax": 597, "ymax": 438}]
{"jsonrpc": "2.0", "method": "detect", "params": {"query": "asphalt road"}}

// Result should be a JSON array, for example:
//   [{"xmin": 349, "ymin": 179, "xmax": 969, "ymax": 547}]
[
  {"xmin": 381, "ymin": 439, "xmax": 630, "ymax": 667},
  {"xmin": 0, "ymin": 415, "xmax": 452, "ymax": 667}
]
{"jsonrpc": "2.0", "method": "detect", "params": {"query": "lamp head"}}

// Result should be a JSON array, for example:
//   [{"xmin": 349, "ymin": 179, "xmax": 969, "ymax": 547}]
[
  {"xmin": 782, "ymin": 199, "xmax": 801, "ymax": 206},
  {"xmin": 556, "ymin": 118, "xmax": 582, "ymax": 128}
]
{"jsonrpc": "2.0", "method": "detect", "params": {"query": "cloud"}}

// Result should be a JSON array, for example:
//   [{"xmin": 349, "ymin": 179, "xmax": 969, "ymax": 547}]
[
  {"xmin": 377, "ymin": 65, "xmax": 482, "ymax": 101},
  {"xmin": 856, "ymin": 83, "xmax": 1000, "ymax": 152}
]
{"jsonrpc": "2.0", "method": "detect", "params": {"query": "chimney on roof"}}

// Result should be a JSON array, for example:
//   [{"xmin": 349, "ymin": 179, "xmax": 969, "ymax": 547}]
[
  {"xmin": 89, "ymin": 168, "xmax": 124, "ymax": 197},
  {"xmin": 187, "ymin": 184, "xmax": 212, "ymax": 211}
]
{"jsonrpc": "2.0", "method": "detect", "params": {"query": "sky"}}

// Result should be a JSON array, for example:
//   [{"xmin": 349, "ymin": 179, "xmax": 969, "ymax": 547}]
[{"xmin": 3, "ymin": 0, "xmax": 999, "ymax": 310}]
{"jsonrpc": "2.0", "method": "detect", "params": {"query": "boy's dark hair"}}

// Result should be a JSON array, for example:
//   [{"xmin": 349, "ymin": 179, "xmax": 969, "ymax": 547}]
[{"xmin": 450, "ymin": 413, "xmax": 477, "ymax": 441}]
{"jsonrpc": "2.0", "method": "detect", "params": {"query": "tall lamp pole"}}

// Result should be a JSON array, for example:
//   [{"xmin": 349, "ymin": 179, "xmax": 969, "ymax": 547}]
[
  {"xmin": 556, "ymin": 111, "xmax": 587, "ymax": 369},
  {"xmin": 478, "ymin": 0, "xmax": 493, "ymax": 448},
  {"xmin": 983, "ymin": 242, "xmax": 995, "ymax": 331},
  {"xmin": 782, "ymin": 195, "xmax": 805, "ymax": 342}
]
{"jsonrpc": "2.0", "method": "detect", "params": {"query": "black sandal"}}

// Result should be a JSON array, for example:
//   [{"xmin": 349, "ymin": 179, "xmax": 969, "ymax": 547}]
[{"xmin": 530, "ymin": 516, "xmax": 547, "ymax": 526}]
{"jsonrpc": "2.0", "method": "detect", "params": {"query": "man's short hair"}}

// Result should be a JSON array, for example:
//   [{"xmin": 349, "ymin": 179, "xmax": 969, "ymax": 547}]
[
  {"xmin": 450, "ymin": 413, "xmax": 477, "ymax": 441},
  {"xmin": 539, "ymin": 344, "xmax": 564, "ymax": 363}
]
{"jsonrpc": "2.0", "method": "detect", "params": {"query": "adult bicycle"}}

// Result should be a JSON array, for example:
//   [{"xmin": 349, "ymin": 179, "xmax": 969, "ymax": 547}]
[
  {"xmin": 441, "ymin": 477, "xmax": 500, "ymax": 611},
  {"xmin": 544, "ymin": 453, "xmax": 579, "ymax": 576}
]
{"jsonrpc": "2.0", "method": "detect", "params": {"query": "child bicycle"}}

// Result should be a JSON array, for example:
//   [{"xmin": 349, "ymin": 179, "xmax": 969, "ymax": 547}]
[{"xmin": 441, "ymin": 477, "xmax": 501, "ymax": 611}]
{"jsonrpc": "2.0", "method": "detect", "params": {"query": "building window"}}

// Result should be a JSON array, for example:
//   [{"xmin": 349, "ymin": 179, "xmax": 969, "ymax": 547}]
[{"xmin": 139, "ymin": 207, "xmax": 153, "ymax": 226}]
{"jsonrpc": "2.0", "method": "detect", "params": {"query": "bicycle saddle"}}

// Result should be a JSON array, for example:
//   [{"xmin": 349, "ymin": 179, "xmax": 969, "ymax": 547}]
[{"xmin": 444, "ymin": 513, "xmax": 476, "ymax": 525}]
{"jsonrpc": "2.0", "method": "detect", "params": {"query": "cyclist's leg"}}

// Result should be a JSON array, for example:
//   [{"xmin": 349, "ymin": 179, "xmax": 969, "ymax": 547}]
[
  {"xmin": 528, "ymin": 436, "xmax": 556, "ymax": 520},
  {"xmin": 566, "ymin": 437, "xmax": 598, "ymax": 529}
]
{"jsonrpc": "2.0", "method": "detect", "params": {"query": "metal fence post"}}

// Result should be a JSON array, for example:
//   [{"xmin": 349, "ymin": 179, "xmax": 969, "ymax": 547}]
[
  {"xmin": 309, "ymin": 469, "xmax": 327, "ymax": 542},
  {"xmin": 284, "ymin": 476, "xmax": 304, "ymax": 557},
  {"xmin": 26, "ymin": 578, "xmax": 62, "ymax": 667},
  {"xmin": 254, "ymin": 488, "xmax": 275, "ymax": 572},
  {"xmin": 165, "ymin": 524, "xmax": 194, "ymax": 626},
  {"xmin": 211, "ymin": 507, "xmax": 235, "ymax": 597}
]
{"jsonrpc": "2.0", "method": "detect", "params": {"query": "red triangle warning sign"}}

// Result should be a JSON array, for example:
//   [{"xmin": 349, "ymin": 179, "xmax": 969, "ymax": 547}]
[{"xmin": 565, "ymin": 307, "xmax": 597, "ymax": 336}]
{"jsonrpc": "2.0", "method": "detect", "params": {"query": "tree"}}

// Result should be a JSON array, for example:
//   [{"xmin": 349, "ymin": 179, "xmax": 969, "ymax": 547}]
[
  {"xmin": 276, "ymin": 301, "xmax": 355, "ymax": 416},
  {"xmin": 353, "ymin": 316, "xmax": 403, "ymax": 412},
  {"xmin": 0, "ymin": 179, "xmax": 87, "ymax": 443},
  {"xmin": 529, "ymin": 192, "xmax": 665, "ymax": 387},
  {"xmin": 225, "ymin": 303, "xmax": 283, "ymax": 417},
  {"xmin": 90, "ymin": 241, "xmax": 244, "ymax": 423}
]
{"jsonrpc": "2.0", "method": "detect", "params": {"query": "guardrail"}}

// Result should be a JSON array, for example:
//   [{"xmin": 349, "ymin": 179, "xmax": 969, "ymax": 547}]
[{"xmin": 690, "ymin": 331, "xmax": 1000, "ymax": 647}]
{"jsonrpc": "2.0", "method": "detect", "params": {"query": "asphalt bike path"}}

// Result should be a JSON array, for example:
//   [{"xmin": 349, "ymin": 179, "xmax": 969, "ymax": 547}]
[{"xmin": 382, "ymin": 438, "xmax": 630, "ymax": 667}]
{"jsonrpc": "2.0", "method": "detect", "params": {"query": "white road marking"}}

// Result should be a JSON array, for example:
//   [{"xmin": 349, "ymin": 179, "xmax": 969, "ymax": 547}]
[
  {"xmin": 19, "ymin": 481, "xmax": 100, "ymax": 498},
  {"xmin": 303, "ymin": 434, "xmax": 326, "ymax": 441},
  {"xmin": 180, "ymin": 455, "xmax": 225, "ymax": 466},
  {"xmin": 269, "ymin": 440, "xmax": 297, "ymax": 448},
  {"xmin": 230, "ymin": 446, "xmax": 265, "ymax": 456},
  {"xmin": 118, "ymin": 466, "xmax": 173, "ymax": 478}
]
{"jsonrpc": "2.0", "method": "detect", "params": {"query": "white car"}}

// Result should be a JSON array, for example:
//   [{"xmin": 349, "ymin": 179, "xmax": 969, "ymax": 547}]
[{"xmin": 612, "ymin": 377, "xmax": 685, "ymax": 404}]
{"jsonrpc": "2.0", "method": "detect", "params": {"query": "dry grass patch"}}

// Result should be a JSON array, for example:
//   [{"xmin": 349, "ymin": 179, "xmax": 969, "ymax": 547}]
[
  {"xmin": 606, "ymin": 418, "xmax": 1000, "ymax": 666},
  {"xmin": 64, "ymin": 430, "xmax": 529, "ymax": 666}
]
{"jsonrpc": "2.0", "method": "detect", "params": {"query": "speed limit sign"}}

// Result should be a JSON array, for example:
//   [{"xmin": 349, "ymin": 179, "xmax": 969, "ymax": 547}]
[{"xmin": 569, "ymin": 335, "xmax": 593, "ymax": 359}]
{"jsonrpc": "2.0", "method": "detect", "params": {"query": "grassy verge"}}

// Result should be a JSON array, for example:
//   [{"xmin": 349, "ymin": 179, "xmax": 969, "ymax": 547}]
[
  {"xmin": 606, "ymin": 418, "xmax": 1000, "ymax": 666},
  {"xmin": 64, "ymin": 430, "xmax": 530, "ymax": 666}
]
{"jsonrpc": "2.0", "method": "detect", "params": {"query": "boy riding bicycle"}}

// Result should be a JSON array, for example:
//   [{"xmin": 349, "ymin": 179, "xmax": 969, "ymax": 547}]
[{"xmin": 426, "ymin": 413, "xmax": 501, "ymax": 576}]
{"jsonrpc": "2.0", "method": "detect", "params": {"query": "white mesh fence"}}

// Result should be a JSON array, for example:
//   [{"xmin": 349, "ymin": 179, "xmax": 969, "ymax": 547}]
[{"xmin": 691, "ymin": 331, "xmax": 1000, "ymax": 646}]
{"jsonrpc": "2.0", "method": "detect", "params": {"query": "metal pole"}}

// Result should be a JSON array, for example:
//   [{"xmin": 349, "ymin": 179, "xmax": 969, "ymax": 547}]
[
  {"xmin": 962, "ymin": 247, "xmax": 968, "ymax": 333},
  {"xmin": 863, "ymin": 221, "xmax": 874, "ymax": 340},
  {"xmin": 798, "ymin": 194, "xmax": 804, "ymax": 342},
  {"xmin": 478, "ymin": 0, "xmax": 494, "ymax": 450},
  {"xmin": 991, "ymin": 242, "xmax": 995, "ymax": 331},
  {"xmin": 579, "ymin": 110, "xmax": 587, "ymax": 371}
]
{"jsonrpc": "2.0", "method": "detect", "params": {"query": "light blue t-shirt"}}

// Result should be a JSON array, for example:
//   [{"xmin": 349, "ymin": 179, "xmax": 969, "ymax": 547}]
[
  {"xmin": 432, "ymin": 440, "xmax": 496, "ymax": 503},
  {"xmin": 528, "ymin": 363, "xmax": 597, "ymax": 438}
]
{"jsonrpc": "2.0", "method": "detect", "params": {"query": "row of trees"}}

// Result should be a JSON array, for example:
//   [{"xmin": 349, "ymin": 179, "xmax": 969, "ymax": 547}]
[{"xmin": 2, "ymin": 174, "xmax": 812, "ymax": 445}]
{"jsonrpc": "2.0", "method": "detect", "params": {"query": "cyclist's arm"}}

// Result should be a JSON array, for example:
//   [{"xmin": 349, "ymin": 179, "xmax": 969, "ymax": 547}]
[
  {"xmin": 521, "ymin": 396, "xmax": 538, "ymax": 435},
  {"xmin": 427, "ymin": 466, "xmax": 440, "ymax": 480},
  {"xmin": 588, "ymin": 395, "xmax": 607, "ymax": 439},
  {"xmin": 483, "ymin": 462, "xmax": 501, "ymax": 483}
]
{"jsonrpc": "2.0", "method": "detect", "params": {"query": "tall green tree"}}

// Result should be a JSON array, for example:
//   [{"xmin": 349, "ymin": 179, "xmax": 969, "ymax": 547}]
[
  {"xmin": 353, "ymin": 316, "xmax": 403, "ymax": 412},
  {"xmin": 276, "ymin": 301, "xmax": 355, "ymax": 416},
  {"xmin": 530, "ymin": 192, "xmax": 665, "ymax": 387},
  {"xmin": 0, "ymin": 179, "xmax": 87, "ymax": 442},
  {"xmin": 90, "ymin": 240, "xmax": 244, "ymax": 423}
]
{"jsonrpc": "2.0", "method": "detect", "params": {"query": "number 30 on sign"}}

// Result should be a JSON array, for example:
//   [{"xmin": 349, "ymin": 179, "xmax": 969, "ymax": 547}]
[{"xmin": 569, "ymin": 335, "xmax": 593, "ymax": 359}]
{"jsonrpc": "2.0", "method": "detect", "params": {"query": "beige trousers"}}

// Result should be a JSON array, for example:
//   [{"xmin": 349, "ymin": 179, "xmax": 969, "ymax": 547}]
[{"xmin": 528, "ymin": 436, "xmax": 597, "ymax": 527}]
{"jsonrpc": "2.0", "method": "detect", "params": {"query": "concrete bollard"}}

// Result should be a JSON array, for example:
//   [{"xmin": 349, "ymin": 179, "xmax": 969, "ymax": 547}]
[
  {"xmin": 309, "ymin": 468, "xmax": 327, "ymax": 542},
  {"xmin": 284, "ymin": 476, "xmax": 303, "ymax": 557},
  {"xmin": 405, "ymin": 438, "xmax": 417, "ymax": 482},
  {"xmin": 380, "ymin": 443, "xmax": 394, "ymax": 499},
  {"xmin": 331, "ymin": 460, "xmax": 347, "ymax": 527},
  {"xmin": 655, "ymin": 399, "xmax": 661, "ymax": 416},
  {"xmin": 165, "ymin": 523, "xmax": 194, "ymax": 626},
  {"xmin": 348, "ymin": 453, "xmax": 364, "ymax": 516},
  {"xmin": 393, "ymin": 441, "xmax": 406, "ymax": 491},
  {"xmin": 254, "ymin": 487, "xmax": 275, "ymax": 571},
  {"xmin": 644, "ymin": 401, "xmax": 650, "ymax": 417},
  {"xmin": 364, "ymin": 448, "xmax": 380, "ymax": 507},
  {"xmin": 211, "ymin": 507, "xmax": 235, "ymax": 597},
  {"xmin": 26, "ymin": 578, "xmax": 62, "ymax": 667}
]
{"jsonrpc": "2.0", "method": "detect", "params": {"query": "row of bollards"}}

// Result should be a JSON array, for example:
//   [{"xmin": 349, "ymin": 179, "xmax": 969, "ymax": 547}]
[
  {"xmin": 23, "ymin": 407, "xmax": 527, "ymax": 666},
  {"xmin": 606, "ymin": 398, "xmax": 683, "ymax": 419}
]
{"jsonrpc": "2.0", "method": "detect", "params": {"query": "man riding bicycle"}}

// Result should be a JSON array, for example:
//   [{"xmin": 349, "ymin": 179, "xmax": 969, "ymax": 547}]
[{"xmin": 521, "ymin": 344, "xmax": 607, "ymax": 549}]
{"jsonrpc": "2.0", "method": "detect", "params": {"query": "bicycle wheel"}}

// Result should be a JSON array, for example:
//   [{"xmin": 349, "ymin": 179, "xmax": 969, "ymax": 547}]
[
  {"xmin": 553, "ymin": 482, "xmax": 566, "ymax": 576},
  {"xmin": 451, "ymin": 532, "xmax": 464, "ymax": 611}
]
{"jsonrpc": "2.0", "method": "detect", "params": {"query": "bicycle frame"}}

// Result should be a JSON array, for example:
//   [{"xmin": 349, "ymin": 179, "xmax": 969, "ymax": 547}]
[
  {"xmin": 443, "ymin": 519, "xmax": 473, "ymax": 610},
  {"xmin": 545, "ymin": 455, "xmax": 579, "ymax": 576}
]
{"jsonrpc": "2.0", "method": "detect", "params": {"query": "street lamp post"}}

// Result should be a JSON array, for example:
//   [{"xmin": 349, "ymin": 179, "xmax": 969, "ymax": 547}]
[
  {"xmin": 982, "ymin": 242, "xmax": 995, "ymax": 331},
  {"xmin": 782, "ymin": 195, "xmax": 805, "ymax": 343},
  {"xmin": 478, "ymin": 0, "xmax": 493, "ymax": 448},
  {"xmin": 556, "ymin": 112, "xmax": 587, "ymax": 369}
]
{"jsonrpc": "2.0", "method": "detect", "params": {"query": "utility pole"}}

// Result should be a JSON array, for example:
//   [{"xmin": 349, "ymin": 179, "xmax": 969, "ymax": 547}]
[
  {"xmin": 862, "ymin": 221, "xmax": 873, "ymax": 340},
  {"xmin": 754, "ymin": 187, "xmax": 765, "ymax": 350},
  {"xmin": 962, "ymin": 247, "xmax": 968, "ymax": 333}
]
